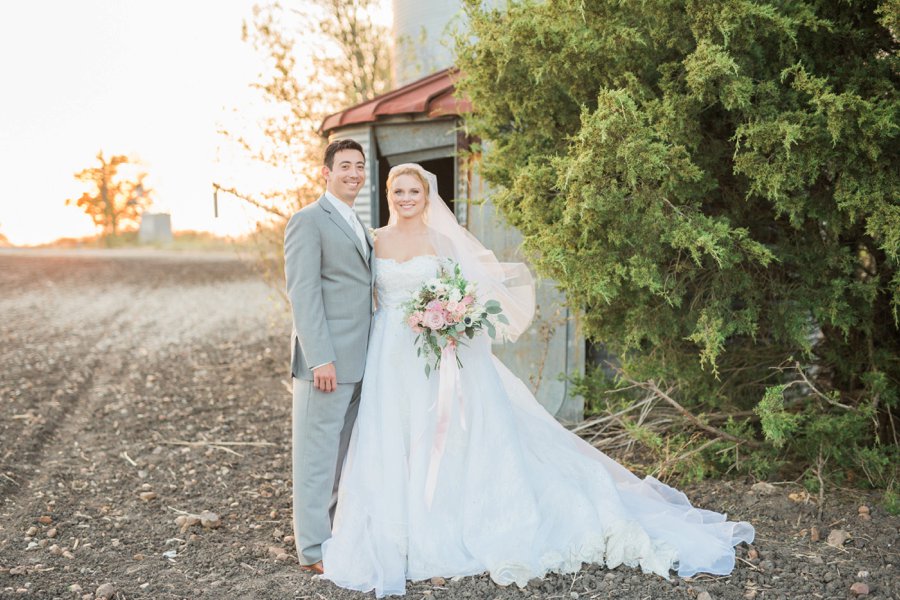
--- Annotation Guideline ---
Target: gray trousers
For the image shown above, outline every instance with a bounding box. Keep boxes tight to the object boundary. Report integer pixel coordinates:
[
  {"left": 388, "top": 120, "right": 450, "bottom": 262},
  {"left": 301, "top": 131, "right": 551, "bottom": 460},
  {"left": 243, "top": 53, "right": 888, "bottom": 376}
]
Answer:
[{"left": 291, "top": 377, "right": 361, "bottom": 565}]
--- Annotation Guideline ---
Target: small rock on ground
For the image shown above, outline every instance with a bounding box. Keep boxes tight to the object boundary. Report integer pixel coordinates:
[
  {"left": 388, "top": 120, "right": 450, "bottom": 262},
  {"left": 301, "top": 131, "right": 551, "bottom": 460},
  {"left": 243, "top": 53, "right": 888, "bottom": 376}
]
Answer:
[
  {"left": 826, "top": 529, "right": 850, "bottom": 547},
  {"left": 851, "top": 582, "right": 870, "bottom": 596},
  {"left": 94, "top": 582, "right": 116, "bottom": 600}
]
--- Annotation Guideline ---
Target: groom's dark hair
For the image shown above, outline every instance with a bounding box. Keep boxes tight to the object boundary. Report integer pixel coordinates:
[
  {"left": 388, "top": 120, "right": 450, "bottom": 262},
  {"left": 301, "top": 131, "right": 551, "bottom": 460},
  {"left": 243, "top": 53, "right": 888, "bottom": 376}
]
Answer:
[{"left": 324, "top": 139, "right": 365, "bottom": 169}]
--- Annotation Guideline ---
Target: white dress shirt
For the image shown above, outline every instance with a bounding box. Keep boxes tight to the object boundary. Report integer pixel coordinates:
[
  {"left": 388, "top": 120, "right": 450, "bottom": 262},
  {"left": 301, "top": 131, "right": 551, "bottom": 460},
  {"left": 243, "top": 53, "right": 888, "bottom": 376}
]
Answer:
[{"left": 325, "top": 190, "right": 367, "bottom": 259}]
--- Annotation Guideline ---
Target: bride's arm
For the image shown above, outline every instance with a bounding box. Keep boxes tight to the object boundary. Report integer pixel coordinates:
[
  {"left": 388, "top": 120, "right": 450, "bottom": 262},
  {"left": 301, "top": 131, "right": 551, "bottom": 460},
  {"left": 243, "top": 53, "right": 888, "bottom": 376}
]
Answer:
[{"left": 372, "top": 228, "right": 385, "bottom": 311}]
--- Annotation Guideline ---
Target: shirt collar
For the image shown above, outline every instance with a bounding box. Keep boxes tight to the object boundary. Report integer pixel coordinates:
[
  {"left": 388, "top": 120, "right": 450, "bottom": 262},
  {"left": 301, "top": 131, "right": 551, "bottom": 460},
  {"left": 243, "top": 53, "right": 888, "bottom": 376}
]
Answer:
[{"left": 324, "top": 190, "right": 356, "bottom": 221}]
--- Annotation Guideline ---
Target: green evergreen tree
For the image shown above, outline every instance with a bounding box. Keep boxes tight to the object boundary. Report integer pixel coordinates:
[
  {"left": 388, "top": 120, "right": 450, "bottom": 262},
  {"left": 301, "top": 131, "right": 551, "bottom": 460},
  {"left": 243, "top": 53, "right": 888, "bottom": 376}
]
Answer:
[{"left": 456, "top": 0, "right": 898, "bottom": 488}]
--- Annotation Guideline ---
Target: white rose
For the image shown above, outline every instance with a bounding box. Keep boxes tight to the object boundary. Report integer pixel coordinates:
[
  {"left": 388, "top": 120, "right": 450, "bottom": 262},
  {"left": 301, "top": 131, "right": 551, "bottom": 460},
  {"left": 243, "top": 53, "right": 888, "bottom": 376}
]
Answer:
[{"left": 449, "top": 289, "right": 462, "bottom": 302}]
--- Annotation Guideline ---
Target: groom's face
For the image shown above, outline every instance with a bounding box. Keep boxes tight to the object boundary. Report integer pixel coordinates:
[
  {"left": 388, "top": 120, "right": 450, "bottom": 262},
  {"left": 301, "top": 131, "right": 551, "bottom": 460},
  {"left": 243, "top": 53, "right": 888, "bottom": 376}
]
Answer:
[{"left": 324, "top": 149, "right": 366, "bottom": 203}]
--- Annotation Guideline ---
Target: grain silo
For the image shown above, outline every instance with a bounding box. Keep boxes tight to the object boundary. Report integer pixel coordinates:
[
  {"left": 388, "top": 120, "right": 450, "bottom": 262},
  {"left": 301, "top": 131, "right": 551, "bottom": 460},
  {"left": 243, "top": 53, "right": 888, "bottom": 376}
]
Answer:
[
  {"left": 138, "top": 213, "right": 173, "bottom": 245},
  {"left": 392, "top": 0, "right": 463, "bottom": 86}
]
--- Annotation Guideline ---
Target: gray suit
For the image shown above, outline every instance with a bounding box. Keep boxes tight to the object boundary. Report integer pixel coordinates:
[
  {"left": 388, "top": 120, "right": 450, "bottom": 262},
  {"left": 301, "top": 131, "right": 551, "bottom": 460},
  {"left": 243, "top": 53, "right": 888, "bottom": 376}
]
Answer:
[{"left": 284, "top": 194, "right": 374, "bottom": 565}]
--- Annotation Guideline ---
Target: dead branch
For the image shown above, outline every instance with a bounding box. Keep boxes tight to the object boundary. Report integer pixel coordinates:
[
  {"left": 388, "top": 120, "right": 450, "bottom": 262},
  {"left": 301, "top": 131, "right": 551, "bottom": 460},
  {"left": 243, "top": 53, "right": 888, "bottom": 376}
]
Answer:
[
  {"left": 655, "top": 438, "right": 723, "bottom": 471},
  {"left": 569, "top": 366, "right": 763, "bottom": 471},
  {"left": 775, "top": 361, "right": 853, "bottom": 411},
  {"left": 160, "top": 439, "right": 276, "bottom": 448},
  {"left": 569, "top": 396, "right": 654, "bottom": 434},
  {"left": 628, "top": 377, "right": 763, "bottom": 448},
  {"left": 212, "top": 184, "right": 289, "bottom": 220},
  {"left": 814, "top": 451, "right": 827, "bottom": 522}
]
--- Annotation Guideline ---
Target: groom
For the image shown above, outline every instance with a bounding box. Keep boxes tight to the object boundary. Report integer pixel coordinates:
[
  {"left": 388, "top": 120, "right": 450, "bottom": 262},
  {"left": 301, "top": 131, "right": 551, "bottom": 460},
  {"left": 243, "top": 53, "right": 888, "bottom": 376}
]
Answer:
[{"left": 283, "top": 139, "right": 374, "bottom": 573}]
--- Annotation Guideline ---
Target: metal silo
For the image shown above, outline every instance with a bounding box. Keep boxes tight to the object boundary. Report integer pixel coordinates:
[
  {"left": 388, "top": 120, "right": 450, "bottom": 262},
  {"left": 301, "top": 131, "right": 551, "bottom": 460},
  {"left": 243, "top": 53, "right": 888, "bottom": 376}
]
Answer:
[{"left": 392, "top": 0, "right": 464, "bottom": 86}]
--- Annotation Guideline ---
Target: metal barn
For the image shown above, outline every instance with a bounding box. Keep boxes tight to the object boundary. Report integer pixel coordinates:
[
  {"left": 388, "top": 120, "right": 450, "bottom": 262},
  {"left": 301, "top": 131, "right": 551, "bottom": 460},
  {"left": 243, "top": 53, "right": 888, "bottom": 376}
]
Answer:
[{"left": 320, "top": 69, "right": 584, "bottom": 422}]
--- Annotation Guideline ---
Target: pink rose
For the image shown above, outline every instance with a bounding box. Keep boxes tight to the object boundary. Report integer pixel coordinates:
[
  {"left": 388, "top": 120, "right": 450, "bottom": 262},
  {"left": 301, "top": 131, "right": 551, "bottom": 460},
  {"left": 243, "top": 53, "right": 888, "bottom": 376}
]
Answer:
[
  {"left": 422, "top": 309, "right": 446, "bottom": 330},
  {"left": 406, "top": 313, "right": 421, "bottom": 328},
  {"left": 445, "top": 300, "right": 460, "bottom": 313},
  {"left": 444, "top": 310, "right": 458, "bottom": 325},
  {"left": 426, "top": 299, "right": 443, "bottom": 311},
  {"left": 461, "top": 295, "right": 474, "bottom": 306}
]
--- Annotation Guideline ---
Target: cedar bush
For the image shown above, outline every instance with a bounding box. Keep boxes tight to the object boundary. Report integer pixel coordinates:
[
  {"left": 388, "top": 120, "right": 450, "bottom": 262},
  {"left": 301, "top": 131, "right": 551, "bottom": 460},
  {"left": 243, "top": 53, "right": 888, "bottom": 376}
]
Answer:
[{"left": 455, "top": 0, "right": 899, "bottom": 493}]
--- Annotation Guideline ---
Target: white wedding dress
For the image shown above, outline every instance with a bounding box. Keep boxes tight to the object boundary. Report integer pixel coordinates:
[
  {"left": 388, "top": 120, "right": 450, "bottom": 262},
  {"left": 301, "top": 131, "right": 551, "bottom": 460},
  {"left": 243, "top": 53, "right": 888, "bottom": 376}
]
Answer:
[{"left": 321, "top": 254, "right": 754, "bottom": 597}]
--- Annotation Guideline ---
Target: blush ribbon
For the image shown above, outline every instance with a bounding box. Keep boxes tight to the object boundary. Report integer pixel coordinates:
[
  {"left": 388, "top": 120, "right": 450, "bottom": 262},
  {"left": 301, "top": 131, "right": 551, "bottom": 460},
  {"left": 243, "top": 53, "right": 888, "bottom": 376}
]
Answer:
[{"left": 424, "top": 342, "right": 467, "bottom": 509}]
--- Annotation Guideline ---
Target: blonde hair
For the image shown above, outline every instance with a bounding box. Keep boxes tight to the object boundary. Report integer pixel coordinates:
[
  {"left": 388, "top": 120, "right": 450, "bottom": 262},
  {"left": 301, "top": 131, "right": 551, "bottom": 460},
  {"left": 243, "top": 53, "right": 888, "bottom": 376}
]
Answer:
[{"left": 386, "top": 167, "right": 430, "bottom": 203}]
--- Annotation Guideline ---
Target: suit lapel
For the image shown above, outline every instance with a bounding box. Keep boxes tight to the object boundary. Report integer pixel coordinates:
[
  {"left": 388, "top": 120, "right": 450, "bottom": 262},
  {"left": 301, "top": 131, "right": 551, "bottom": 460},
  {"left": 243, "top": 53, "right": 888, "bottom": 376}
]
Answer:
[{"left": 319, "top": 195, "right": 369, "bottom": 268}]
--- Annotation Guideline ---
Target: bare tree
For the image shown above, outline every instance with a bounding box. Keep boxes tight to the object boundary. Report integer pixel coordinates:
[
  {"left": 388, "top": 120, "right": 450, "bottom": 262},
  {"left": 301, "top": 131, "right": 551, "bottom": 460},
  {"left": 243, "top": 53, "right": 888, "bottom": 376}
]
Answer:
[
  {"left": 314, "top": 0, "right": 393, "bottom": 105},
  {"left": 216, "top": 1, "right": 391, "bottom": 295},
  {"left": 219, "top": 0, "right": 391, "bottom": 217}
]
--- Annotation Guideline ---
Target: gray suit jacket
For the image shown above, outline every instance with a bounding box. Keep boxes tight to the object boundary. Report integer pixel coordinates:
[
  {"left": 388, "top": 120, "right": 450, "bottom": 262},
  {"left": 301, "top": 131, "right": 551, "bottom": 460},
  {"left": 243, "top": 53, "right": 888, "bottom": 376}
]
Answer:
[{"left": 284, "top": 194, "right": 375, "bottom": 383}]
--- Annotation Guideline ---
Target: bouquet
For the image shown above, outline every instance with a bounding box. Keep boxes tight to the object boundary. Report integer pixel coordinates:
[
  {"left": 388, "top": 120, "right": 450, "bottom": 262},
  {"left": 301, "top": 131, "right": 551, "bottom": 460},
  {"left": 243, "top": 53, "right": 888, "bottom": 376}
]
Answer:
[{"left": 402, "top": 262, "right": 507, "bottom": 376}]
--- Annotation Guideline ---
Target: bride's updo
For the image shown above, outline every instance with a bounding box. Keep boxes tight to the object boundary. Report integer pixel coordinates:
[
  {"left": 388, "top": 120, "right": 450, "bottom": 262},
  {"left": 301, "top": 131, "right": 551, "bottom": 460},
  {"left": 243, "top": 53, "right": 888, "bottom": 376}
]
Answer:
[{"left": 386, "top": 166, "right": 431, "bottom": 221}]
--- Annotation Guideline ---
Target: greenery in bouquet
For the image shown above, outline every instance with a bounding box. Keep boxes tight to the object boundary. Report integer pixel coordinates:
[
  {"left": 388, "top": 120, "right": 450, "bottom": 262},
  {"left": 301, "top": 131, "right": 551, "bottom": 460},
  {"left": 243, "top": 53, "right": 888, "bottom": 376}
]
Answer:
[{"left": 403, "top": 262, "right": 507, "bottom": 377}]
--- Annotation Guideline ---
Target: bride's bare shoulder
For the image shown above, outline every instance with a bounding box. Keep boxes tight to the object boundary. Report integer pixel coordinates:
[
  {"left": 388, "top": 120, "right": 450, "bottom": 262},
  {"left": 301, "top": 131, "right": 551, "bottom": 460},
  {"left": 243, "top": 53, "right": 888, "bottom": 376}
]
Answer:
[
  {"left": 373, "top": 226, "right": 395, "bottom": 256},
  {"left": 373, "top": 226, "right": 393, "bottom": 245}
]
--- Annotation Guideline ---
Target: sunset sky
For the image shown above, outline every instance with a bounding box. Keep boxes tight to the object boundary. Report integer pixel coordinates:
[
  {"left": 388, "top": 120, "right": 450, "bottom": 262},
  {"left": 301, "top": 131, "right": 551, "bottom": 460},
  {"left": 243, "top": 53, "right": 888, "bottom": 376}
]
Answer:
[{"left": 0, "top": 1, "right": 338, "bottom": 246}]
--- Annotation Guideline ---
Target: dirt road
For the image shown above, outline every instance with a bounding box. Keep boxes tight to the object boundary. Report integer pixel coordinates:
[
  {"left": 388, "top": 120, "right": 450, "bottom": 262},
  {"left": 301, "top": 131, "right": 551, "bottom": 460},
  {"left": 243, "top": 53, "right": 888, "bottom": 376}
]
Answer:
[{"left": 0, "top": 250, "right": 896, "bottom": 599}]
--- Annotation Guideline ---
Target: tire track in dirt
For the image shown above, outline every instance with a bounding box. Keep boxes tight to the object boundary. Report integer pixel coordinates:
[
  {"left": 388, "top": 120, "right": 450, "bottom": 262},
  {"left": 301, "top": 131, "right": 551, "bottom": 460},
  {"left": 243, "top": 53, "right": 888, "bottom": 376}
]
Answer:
[
  {"left": 1, "top": 251, "right": 289, "bottom": 598},
  {"left": 0, "top": 306, "right": 129, "bottom": 499},
  {"left": 0, "top": 251, "right": 179, "bottom": 500},
  {"left": 0, "top": 250, "right": 280, "bottom": 505}
]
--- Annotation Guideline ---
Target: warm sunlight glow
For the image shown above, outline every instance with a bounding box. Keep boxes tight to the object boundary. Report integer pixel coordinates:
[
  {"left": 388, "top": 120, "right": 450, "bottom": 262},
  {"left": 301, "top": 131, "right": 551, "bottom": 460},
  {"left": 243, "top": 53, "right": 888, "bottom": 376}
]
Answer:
[{"left": 0, "top": 1, "right": 309, "bottom": 246}]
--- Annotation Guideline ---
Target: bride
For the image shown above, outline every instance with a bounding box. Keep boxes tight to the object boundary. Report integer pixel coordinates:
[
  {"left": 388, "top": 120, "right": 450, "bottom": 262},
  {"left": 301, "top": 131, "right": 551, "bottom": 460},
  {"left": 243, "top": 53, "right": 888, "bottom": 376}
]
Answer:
[{"left": 321, "top": 163, "right": 754, "bottom": 597}]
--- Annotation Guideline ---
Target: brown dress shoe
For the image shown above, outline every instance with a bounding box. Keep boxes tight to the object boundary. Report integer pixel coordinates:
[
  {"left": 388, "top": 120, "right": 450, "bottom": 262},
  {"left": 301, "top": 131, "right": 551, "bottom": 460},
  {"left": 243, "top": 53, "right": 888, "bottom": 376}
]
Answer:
[{"left": 300, "top": 561, "right": 324, "bottom": 575}]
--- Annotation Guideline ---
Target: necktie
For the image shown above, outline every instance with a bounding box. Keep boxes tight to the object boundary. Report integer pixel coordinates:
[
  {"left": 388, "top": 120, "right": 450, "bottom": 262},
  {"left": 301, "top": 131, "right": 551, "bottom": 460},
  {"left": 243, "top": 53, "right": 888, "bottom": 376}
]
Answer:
[{"left": 349, "top": 213, "right": 368, "bottom": 258}]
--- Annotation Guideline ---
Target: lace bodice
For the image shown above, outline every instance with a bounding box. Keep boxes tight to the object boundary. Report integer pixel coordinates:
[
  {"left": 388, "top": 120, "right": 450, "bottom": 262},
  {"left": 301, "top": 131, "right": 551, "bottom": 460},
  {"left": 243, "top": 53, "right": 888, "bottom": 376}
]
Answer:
[{"left": 375, "top": 255, "right": 453, "bottom": 309}]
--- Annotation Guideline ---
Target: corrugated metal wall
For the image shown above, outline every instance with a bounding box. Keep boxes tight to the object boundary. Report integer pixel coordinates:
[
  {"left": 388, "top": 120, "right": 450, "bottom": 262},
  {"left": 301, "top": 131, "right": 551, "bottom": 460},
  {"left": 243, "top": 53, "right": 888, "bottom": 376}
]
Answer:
[{"left": 463, "top": 162, "right": 584, "bottom": 423}]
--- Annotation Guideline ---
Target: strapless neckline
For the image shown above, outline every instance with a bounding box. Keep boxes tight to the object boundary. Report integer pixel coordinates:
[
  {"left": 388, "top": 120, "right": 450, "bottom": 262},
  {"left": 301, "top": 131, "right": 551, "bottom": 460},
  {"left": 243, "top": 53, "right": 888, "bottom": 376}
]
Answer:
[
  {"left": 374, "top": 255, "right": 450, "bottom": 310},
  {"left": 375, "top": 255, "right": 440, "bottom": 266}
]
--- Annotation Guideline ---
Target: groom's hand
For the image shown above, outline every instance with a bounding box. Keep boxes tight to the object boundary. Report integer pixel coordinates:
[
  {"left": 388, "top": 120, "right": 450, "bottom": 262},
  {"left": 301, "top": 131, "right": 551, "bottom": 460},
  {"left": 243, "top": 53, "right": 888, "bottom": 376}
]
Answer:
[{"left": 313, "top": 363, "right": 337, "bottom": 393}]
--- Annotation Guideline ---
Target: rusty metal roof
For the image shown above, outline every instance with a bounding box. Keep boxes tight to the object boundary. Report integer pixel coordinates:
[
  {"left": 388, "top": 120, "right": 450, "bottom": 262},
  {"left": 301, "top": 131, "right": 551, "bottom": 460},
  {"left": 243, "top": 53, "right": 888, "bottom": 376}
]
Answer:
[{"left": 320, "top": 68, "right": 471, "bottom": 135}]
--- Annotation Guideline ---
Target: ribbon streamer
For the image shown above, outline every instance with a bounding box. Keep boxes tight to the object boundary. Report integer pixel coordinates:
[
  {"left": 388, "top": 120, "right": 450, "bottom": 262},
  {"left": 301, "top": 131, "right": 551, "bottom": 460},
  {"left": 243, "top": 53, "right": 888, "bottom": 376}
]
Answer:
[{"left": 424, "top": 343, "right": 466, "bottom": 508}]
